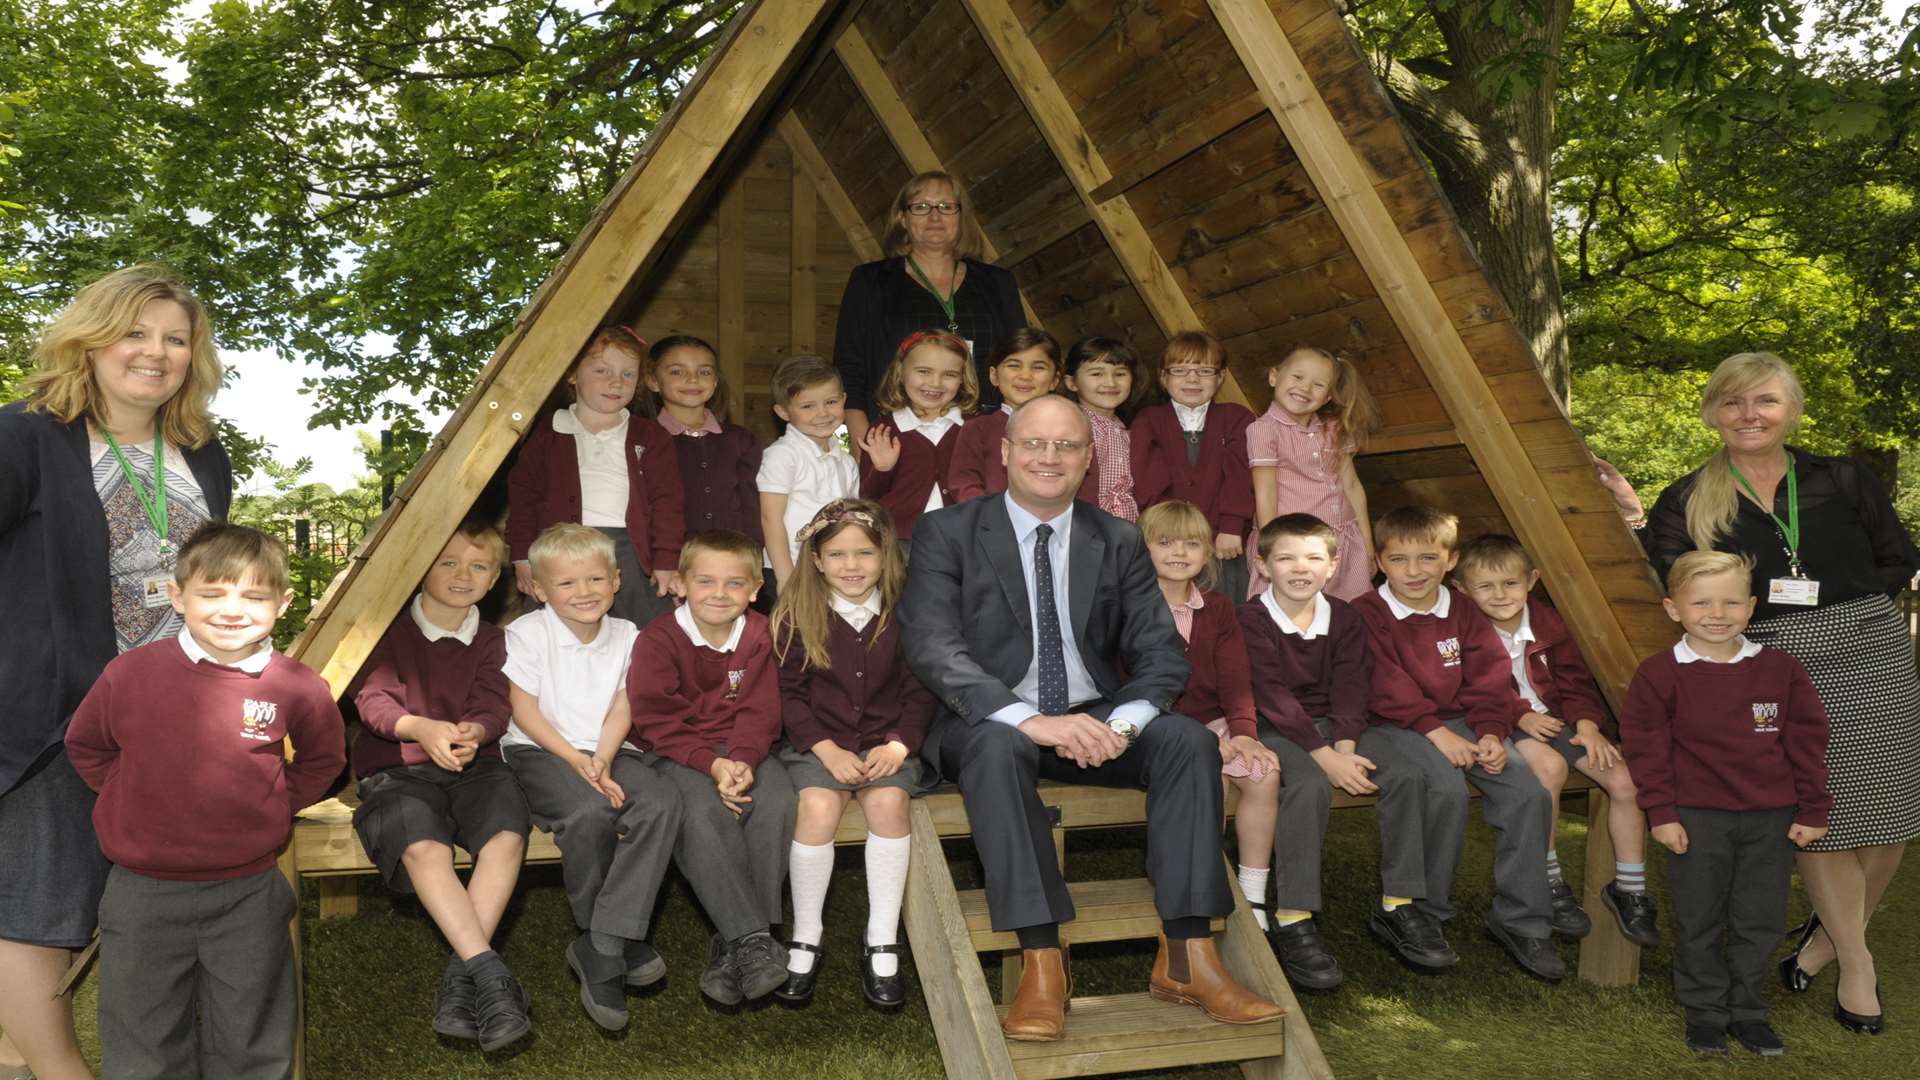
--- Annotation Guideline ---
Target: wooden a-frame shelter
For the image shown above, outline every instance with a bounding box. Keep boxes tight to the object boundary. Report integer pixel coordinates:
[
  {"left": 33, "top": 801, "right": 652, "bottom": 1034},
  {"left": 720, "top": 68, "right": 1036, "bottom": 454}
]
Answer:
[{"left": 284, "top": 1, "right": 1674, "bottom": 1075}]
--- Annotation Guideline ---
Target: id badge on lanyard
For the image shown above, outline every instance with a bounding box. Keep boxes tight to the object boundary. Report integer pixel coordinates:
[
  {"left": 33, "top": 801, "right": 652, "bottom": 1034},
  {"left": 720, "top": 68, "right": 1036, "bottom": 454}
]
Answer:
[{"left": 1732, "top": 456, "right": 1818, "bottom": 606}]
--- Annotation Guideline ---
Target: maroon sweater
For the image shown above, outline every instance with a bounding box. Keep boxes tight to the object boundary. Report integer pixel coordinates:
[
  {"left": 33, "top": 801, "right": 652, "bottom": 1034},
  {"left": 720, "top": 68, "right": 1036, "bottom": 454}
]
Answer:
[
  {"left": 945, "top": 409, "right": 1099, "bottom": 505},
  {"left": 859, "top": 415, "right": 960, "bottom": 540},
  {"left": 776, "top": 611, "right": 934, "bottom": 755},
  {"left": 1236, "top": 596, "right": 1373, "bottom": 749},
  {"left": 1351, "top": 586, "right": 1532, "bottom": 740},
  {"left": 1129, "top": 402, "right": 1255, "bottom": 538},
  {"left": 1619, "top": 646, "right": 1831, "bottom": 828},
  {"left": 1514, "top": 596, "right": 1613, "bottom": 736},
  {"left": 626, "top": 610, "right": 781, "bottom": 772},
  {"left": 349, "top": 612, "right": 511, "bottom": 776},
  {"left": 666, "top": 423, "right": 763, "bottom": 543},
  {"left": 1172, "top": 591, "right": 1258, "bottom": 739},
  {"left": 506, "top": 411, "right": 685, "bottom": 572},
  {"left": 66, "top": 641, "right": 346, "bottom": 881}
]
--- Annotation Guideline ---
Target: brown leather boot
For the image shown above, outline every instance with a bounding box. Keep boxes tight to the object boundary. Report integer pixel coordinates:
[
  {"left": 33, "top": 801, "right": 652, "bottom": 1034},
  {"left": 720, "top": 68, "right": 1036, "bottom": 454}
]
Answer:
[
  {"left": 1149, "top": 932, "right": 1285, "bottom": 1024},
  {"left": 1001, "top": 947, "right": 1071, "bottom": 1041}
]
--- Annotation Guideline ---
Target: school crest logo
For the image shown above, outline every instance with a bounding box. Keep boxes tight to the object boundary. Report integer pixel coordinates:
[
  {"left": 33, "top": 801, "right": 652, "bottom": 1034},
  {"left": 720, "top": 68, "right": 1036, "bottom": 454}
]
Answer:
[
  {"left": 724, "top": 668, "right": 745, "bottom": 700},
  {"left": 1435, "top": 637, "right": 1461, "bottom": 668},
  {"left": 240, "top": 698, "right": 278, "bottom": 741},
  {"left": 1752, "top": 702, "right": 1780, "bottom": 733}
]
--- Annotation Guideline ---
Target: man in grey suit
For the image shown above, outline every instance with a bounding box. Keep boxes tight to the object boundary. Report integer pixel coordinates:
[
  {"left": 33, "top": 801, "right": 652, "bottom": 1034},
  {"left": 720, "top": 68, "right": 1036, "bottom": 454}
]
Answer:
[{"left": 901, "top": 395, "right": 1282, "bottom": 1041}]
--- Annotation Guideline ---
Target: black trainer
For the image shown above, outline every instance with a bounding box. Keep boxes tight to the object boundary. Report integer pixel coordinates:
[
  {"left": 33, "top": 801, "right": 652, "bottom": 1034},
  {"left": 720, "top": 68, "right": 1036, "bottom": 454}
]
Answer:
[
  {"left": 1368, "top": 905, "right": 1458, "bottom": 971},
  {"left": 862, "top": 936, "right": 906, "bottom": 1008},
  {"left": 473, "top": 971, "right": 532, "bottom": 1053},
  {"left": 730, "top": 931, "right": 790, "bottom": 1001},
  {"left": 1268, "top": 918, "right": 1344, "bottom": 991},
  {"left": 700, "top": 933, "right": 745, "bottom": 1006},
  {"left": 1730, "top": 1020, "right": 1786, "bottom": 1056},
  {"left": 775, "top": 941, "right": 823, "bottom": 1005},
  {"left": 430, "top": 959, "right": 479, "bottom": 1042},
  {"left": 565, "top": 934, "right": 630, "bottom": 1030},
  {"left": 1601, "top": 881, "right": 1662, "bottom": 948},
  {"left": 623, "top": 938, "right": 666, "bottom": 989},
  {"left": 1686, "top": 1024, "right": 1729, "bottom": 1055},
  {"left": 1485, "top": 918, "right": 1566, "bottom": 983},
  {"left": 1548, "top": 879, "right": 1593, "bottom": 939}
]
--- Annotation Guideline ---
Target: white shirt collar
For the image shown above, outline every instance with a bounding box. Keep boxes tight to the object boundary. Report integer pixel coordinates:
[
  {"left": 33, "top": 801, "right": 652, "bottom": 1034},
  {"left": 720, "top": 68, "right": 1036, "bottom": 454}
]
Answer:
[
  {"left": 1494, "top": 607, "right": 1535, "bottom": 649},
  {"left": 410, "top": 594, "right": 480, "bottom": 645},
  {"left": 553, "top": 403, "right": 630, "bottom": 438},
  {"left": 1171, "top": 400, "right": 1210, "bottom": 432},
  {"left": 1673, "top": 634, "right": 1763, "bottom": 664},
  {"left": 999, "top": 402, "right": 1015, "bottom": 415},
  {"left": 176, "top": 626, "right": 273, "bottom": 674},
  {"left": 830, "top": 590, "right": 883, "bottom": 632},
  {"left": 539, "top": 601, "right": 616, "bottom": 653},
  {"left": 674, "top": 603, "right": 746, "bottom": 652},
  {"left": 892, "top": 406, "right": 965, "bottom": 434},
  {"left": 1261, "top": 590, "right": 1332, "bottom": 640},
  {"left": 778, "top": 423, "right": 847, "bottom": 459},
  {"left": 1378, "top": 581, "right": 1450, "bottom": 620}
]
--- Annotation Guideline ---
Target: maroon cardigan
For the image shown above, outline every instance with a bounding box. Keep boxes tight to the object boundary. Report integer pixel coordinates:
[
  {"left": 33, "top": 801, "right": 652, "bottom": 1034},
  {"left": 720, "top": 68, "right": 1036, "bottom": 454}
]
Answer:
[
  {"left": 776, "top": 612, "right": 934, "bottom": 755},
  {"left": 1351, "top": 586, "right": 1532, "bottom": 740},
  {"left": 666, "top": 423, "right": 763, "bottom": 544},
  {"left": 1172, "top": 591, "right": 1258, "bottom": 739},
  {"left": 1517, "top": 596, "right": 1613, "bottom": 736},
  {"left": 1236, "top": 595, "right": 1373, "bottom": 749},
  {"left": 945, "top": 408, "right": 1100, "bottom": 505},
  {"left": 506, "top": 411, "right": 685, "bottom": 572},
  {"left": 859, "top": 416, "right": 960, "bottom": 540},
  {"left": 1130, "top": 402, "right": 1255, "bottom": 538}
]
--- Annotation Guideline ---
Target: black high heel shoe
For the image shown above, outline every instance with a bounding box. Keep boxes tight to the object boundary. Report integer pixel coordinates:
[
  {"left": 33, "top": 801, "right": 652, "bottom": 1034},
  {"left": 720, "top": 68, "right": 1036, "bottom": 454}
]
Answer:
[
  {"left": 1835, "top": 982, "right": 1884, "bottom": 1035},
  {"left": 1779, "top": 914, "right": 1822, "bottom": 993}
]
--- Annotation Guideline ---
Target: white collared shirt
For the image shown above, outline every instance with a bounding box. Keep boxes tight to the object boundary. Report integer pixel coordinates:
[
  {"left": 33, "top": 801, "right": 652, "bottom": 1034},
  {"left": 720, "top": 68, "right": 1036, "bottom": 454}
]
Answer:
[
  {"left": 674, "top": 603, "right": 746, "bottom": 652},
  {"left": 553, "top": 404, "right": 631, "bottom": 527},
  {"left": 1260, "top": 590, "right": 1332, "bottom": 640},
  {"left": 410, "top": 594, "right": 480, "bottom": 646},
  {"left": 831, "top": 590, "right": 883, "bottom": 633},
  {"left": 1673, "top": 634, "right": 1763, "bottom": 664},
  {"left": 894, "top": 405, "right": 965, "bottom": 512},
  {"left": 500, "top": 604, "right": 640, "bottom": 752},
  {"left": 756, "top": 425, "right": 860, "bottom": 561},
  {"left": 176, "top": 626, "right": 273, "bottom": 674},
  {"left": 1378, "top": 581, "right": 1452, "bottom": 620},
  {"left": 1172, "top": 400, "right": 1210, "bottom": 433},
  {"left": 1493, "top": 608, "right": 1550, "bottom": 713}
]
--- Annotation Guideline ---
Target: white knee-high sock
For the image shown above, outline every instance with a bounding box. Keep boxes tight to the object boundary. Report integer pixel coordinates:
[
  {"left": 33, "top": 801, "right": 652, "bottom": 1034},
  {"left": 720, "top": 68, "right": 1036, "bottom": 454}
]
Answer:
[
  {"left": 865, "top": 833, "right": 912, "bottom": 977},
  {"left": 787, "top": 840, "right": 835, "bottom": 973}
]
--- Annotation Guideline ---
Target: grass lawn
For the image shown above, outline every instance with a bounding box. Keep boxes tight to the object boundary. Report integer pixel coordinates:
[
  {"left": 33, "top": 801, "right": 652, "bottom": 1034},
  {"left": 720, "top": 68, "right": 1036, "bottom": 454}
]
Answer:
[{"left": 45, "top": 806, "right": 1920, "bottom": 1078}]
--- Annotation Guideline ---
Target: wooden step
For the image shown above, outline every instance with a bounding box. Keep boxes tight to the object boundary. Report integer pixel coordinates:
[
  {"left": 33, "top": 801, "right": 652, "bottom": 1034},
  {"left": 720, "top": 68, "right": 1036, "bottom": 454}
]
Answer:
[
  {"left": 957, "top": 879, "right": 1225, "bottom": 951},
  {"left": 997, "top": 992, "right": 1285, "bottom": 1079}
]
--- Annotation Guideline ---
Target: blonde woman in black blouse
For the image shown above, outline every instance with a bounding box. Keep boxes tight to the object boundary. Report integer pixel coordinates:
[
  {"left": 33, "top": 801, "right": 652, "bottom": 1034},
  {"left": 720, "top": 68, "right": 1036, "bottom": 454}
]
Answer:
[{"left": 1646, "top": 351, "right": 1920, "bottom": 1036}]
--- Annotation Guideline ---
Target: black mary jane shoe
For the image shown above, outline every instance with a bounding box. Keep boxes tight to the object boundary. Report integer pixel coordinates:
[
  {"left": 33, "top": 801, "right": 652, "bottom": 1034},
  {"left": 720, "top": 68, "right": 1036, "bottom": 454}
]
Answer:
[
  {"left": 862, "top": 939, "right": 907, "bottom": 1008},
  {"left": 1835, "top": 982, "right": 1884, "bottom": 1035},
  {"left": 1779, "top": 914, "right": 1822, "bottom": 994},
  {"left": 773, "top": 942, "right": 823, "bottom": 1005}
]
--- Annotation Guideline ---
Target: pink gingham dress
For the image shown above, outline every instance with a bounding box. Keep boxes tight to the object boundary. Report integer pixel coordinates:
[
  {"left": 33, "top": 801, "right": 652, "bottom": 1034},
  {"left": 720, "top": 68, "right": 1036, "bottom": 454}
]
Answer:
[
  {"left": 1246, "top": 405, "right": 1371, "bottom": 601},
  {"left": 1084, "top": 408, "right": 1138, "bottom": 522}
]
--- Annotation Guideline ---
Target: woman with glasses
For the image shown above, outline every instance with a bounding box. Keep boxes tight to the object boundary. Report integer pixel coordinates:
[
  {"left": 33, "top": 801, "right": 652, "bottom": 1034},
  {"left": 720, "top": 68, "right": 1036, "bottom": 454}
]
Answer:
[{"left": 832, "top": 171, "right": 1026, "bottom": 447}]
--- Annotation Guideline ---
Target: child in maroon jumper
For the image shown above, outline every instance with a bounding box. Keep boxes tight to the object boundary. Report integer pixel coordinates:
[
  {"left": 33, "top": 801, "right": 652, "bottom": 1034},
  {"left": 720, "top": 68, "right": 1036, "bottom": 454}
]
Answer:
[
  {"left": 946, "top": 327, "right": 1094, "bottom": 503},
  {"left": 771, "top": 500, "right": 933, "bottom": 1009},
  {"left": 67, "top": 524, "right": 346, "bottom": 1080},
  {"left": 348, "top": 517, "right": 532, "bottom": 1051},
  {"left": 1621, "top": 551, "right": 1830, "bottom": 1058},
  {"left": 857, "top": 331, "right": 978, "bottom": 553},
  {"left": 1454, "top": 534, "right": 1660, "bottom": 948},
  {"left": 1130, "top": 331, "right": 1256, "bottom": 603},
  {"left": 507, "top": 323, "right": 686, "bottom": 625},
  {"left": 627, "top": 531, "right": 797, "bottom": 1007}
]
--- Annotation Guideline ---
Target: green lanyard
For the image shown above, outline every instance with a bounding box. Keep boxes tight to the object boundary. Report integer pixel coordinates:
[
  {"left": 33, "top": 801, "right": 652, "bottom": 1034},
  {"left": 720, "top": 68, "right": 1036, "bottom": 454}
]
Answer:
[
  {"left": 906, "top": 255, "right": 960, "bottom": 331},
  {"left": 102, "top": 429, "right": 171, "bottom": 559},
  {"left": 1729, "top": 454, "right": 1801, "bottom": 575}
]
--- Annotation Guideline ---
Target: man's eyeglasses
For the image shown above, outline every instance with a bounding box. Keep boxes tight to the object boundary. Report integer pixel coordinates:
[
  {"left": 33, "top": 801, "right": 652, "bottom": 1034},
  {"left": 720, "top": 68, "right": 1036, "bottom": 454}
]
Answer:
[
  {"left": 905, "top": 201, "right": 962, "bottom": 217},
  {"left": 1165, "top": 366, "right": 1221, "bottom": 379},
  {"left": 1010, "top": 438, "right": 1090, "bottom": 455}
]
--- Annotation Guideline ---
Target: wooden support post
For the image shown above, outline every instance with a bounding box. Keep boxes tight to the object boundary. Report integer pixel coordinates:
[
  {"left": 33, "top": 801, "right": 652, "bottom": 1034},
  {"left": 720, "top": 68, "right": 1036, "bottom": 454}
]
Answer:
[
  {"left": 718, "top": 179, "right": 749, "bottom": 420},
  {"left": 1216, "top": 856, "right": 1331, "bottom": 1080},
  {"left": 1204, "top": 0, "right": 1645, "bottom": 699},
  {"left": 791, "top": 167, "right": 818, "bottom": 352},
  {"left": 777, "top": 112, "right": 885, "bottom": 262},
  {"left": 904, "top": 800, "right": 1019, "bottom": 1079},
  {"left": 1577, "top": 789, "right": 1641, "bottom": 986},
  {"left": 316, "top": 877, "right": 360, "bottom": 920}
]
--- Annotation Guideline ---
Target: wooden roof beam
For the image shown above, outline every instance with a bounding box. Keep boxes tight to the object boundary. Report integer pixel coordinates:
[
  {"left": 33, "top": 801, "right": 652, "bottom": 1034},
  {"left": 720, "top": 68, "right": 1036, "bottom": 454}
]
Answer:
[
  {"left": 778, "top": 111, "right": 885, "bottom": 263},
  {"left": 1205, "top": 0, "right": 1644, "bottom": 702}
]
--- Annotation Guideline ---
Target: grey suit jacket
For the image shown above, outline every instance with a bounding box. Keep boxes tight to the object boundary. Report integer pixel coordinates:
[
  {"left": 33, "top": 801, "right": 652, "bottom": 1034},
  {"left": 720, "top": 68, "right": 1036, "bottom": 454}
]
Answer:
[{"left": 900, "top": 494, "right": 1191, "bottom": 728}]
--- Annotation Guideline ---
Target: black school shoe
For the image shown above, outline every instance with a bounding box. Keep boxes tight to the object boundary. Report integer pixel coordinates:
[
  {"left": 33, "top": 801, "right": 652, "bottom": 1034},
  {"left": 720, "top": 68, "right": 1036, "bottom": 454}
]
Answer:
[
  {"left": 1686, "top": 1024, "right": 1729, "bottom": 1055},
  {"left": 700, "top": 933, "right": 745, "bottom": 1006},
  {"left": 431, "top": 960, "right": 479, "bottom": 1041},
  {"left": 1367, "top": 905, "right": 1459, "bottom": 971},
  {"left": 1730, "top": 1020, "right": 1787, "bottom": 1056},
  {"left": 1548, "top": 879, "right": 1593, "bottom": 939},
  {"left": 623, "top": 938, "right": 666, "bottom": 989},
  {"left": 775, "top": 942, "right": 823, "bottom": 1005},
  {"left": 1601, "top": 882, "right": 1663, "bottom": 949},
  {"left": 1484, "top": 918, "right": 1566, "bottom": 983},
  {"left": 1268, "top": 918, "right": 1344, "bottom": 992},
  {"left": 473, "top": 971, "right": 532, "bottom": 1053},
  {"left": 566, "top": 934, "right": 631, "bottom": 1030},
  {"left": 729, "top": 931, "right": 791, "bottom": 1001},
  {"left": 863, "top": 936, "right": 907, "bottom": 1008}
]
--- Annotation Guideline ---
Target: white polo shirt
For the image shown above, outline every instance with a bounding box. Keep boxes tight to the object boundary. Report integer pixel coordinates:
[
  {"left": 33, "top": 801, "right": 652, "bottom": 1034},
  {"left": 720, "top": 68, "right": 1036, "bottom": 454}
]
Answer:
[
  {"left": 756, "top": 425, "right": 859, "bottom": 560},
  {"left": 1492, "top": 608, "right": 1550, "bottom": 714},
  {"left": 500, "top": 604, "right": 641, "bottom": 752},
  {"left": 552, "top": 404, "right": 631, "bottom": 527}
]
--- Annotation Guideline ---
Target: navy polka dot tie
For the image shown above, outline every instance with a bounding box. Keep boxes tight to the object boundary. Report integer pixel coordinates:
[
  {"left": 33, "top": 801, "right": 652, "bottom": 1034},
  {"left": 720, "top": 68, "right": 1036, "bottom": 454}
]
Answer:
[{"left": 1034, "top": 523, "right": 1069, "bottom": 716}]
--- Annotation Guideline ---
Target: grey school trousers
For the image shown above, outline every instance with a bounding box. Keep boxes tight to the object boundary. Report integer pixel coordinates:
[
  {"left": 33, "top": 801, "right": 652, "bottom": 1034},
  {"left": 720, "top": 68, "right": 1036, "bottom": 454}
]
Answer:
[
  {"left": 1260, "top": 718, "right": 1424, "bottom": 912},
  {"left": 649, "top": 755, "right": 796, "bottom": 940},
  {"left": 1667, "top": 806, "right": 1796, "bottom": 1029},
  {"left": 96, "top": 865, "right": 297, "bottom": 1080},
  {"left": 1365, "top": 719, "right": 1555, "bottom": 939},
  {"left": 505, "top": 745, "right": 682, "bottom": 941}
]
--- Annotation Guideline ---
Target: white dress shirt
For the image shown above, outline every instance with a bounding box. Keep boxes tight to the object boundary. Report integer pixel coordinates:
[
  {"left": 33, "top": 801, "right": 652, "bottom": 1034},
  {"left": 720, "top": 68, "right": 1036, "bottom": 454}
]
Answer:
[{"left": 1172, "top": 400, "right": 1210, "bottom": 433}]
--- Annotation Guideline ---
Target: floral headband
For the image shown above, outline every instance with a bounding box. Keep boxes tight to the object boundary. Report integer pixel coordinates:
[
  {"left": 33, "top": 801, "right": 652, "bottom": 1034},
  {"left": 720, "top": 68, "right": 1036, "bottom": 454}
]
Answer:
[
  {"left": 794, "top": 506, "right": 882, "bottom": 547},
  {"left": 897, "top": 329, "right": 968, "bottom": 358}
]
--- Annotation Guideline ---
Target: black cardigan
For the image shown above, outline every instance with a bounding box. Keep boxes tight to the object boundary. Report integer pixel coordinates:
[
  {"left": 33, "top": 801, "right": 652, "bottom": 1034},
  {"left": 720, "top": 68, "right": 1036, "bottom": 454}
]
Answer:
[
  {"left": 0, "top": 402, "right": 233, "bottom": 791},
  {"left": 831, "top": 256, "right": 1025, "bottom": 416}
]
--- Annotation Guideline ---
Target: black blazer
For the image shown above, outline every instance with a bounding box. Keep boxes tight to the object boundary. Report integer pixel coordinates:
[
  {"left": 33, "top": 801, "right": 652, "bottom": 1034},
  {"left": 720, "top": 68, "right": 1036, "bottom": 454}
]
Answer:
[
  {"left": 831, "top": 257, "right": 1026, "bottom": 416},
  {"left": 0, "top": 403, "right": 233, "bottom": 791},
  {"left": 900, "top": 494, "right": 1191, "bottom": 733}
]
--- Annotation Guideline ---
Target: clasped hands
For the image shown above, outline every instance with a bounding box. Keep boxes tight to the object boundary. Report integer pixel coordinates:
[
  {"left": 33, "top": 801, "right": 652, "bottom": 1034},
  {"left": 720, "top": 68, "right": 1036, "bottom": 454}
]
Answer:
[
  {"left": 1427, "top": 724, "right": 1507, "bottom": 773},
  {"left": 813, "top": 740, "right": 910, "bottom": 786},
  {"left": 1019, "top": 712, "right": 1128, "bottom": 768},
  {"left": 395, "top": 715, "right": 490, "bottom": 773}
]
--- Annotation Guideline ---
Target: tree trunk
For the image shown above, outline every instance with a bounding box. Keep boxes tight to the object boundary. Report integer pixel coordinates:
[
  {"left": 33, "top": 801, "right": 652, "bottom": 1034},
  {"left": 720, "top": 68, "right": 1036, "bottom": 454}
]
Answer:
[{"left": 1371, "top": 2, "right": 1574, "bottom": 403}]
